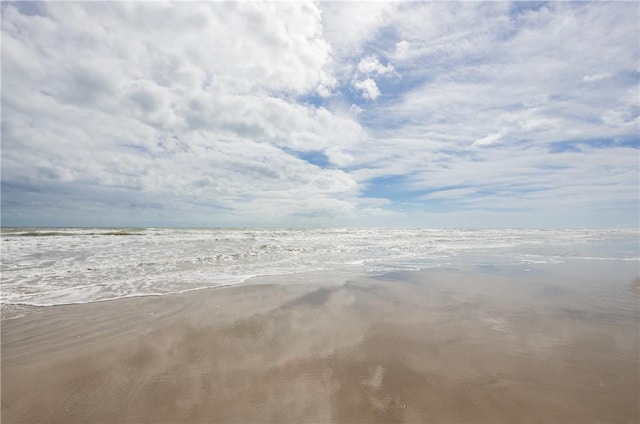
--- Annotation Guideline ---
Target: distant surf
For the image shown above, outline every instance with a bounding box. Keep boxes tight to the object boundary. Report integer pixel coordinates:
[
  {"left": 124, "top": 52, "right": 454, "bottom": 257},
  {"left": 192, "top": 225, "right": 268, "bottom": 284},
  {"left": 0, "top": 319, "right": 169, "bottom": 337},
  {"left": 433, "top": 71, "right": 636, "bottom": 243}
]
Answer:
[{"left": 1, "top": 228, "right": 637, "bottom": 307}]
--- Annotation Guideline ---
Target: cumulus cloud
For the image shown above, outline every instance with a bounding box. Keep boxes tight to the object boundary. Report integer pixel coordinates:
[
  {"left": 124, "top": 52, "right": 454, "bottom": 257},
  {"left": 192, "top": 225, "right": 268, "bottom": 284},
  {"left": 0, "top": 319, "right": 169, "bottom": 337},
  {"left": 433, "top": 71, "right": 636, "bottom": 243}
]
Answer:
[
  {"left": 2, "top": 1, "right": 638, "bottom": 227},
  {"left": 352, "top": 78, "right": 381, "bottom": 101},
  {"left": 350, "top": 55, "right": 395, "bottom": 101},
  {"left": 336, "top": 2, "right": 638, "bottom": 226},
  {"left": 357, "top": 55, "right": 395, "bottom": 76},
  {"left": 325, "top": 146, "right": 355, "bottom": 168},
  {"left": 0, "top": 1, "right": 375, "bottom": 226},
  {"left": 319, "top": 2, "right": 398, "bottom": 59}
]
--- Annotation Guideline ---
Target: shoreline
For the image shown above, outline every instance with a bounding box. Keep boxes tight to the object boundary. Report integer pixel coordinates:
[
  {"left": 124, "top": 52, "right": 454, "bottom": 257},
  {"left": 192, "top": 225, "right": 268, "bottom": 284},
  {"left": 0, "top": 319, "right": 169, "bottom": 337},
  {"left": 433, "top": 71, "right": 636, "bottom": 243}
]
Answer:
[
  {"left": 2, "top": 263, "right": 639, "bottom": 423},
  {"left": 0, "top": 269, "right": 359, "bottom": 321}
]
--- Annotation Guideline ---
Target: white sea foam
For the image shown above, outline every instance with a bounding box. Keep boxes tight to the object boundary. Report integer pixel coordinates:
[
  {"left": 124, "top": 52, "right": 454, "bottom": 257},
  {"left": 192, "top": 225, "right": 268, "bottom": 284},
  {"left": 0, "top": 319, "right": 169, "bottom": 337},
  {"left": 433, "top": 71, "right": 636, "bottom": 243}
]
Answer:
[{"left": 1, "top": 228, "right": 637, "bottom": 307}]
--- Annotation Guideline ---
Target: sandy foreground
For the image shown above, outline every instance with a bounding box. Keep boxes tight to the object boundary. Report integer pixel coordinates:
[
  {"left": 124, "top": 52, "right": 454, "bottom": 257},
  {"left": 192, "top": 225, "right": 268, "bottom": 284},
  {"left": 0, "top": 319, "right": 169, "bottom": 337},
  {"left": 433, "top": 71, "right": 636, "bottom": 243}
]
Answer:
[{"left": 2, "top": 262, "right": 639, "bottom": 424}]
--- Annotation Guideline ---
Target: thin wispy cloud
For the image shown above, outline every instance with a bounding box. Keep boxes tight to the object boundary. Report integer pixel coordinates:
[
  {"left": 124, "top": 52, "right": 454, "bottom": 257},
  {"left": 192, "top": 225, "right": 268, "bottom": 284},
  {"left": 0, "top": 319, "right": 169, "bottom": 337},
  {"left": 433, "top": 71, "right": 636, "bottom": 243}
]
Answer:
[{"left": 1, "top": 1, "right": 638, "bottom": 227}]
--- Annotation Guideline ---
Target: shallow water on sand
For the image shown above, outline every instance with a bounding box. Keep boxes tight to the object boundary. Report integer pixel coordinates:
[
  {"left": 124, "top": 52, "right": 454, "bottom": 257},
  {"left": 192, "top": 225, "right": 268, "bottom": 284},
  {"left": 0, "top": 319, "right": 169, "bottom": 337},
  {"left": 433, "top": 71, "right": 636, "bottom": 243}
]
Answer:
[{"left": 2, "top": 251, "right": 638, "bottom": 423}]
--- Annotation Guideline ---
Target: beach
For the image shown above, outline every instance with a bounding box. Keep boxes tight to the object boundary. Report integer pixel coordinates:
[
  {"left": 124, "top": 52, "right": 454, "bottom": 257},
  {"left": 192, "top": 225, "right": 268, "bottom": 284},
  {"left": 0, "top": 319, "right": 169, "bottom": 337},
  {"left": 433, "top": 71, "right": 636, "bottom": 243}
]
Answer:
[
  {"left": 3, "top": 1, "right": 639, "bottom": 422},
  {"left": 2, "top": 259, "right": 638, "bottom": 423}
]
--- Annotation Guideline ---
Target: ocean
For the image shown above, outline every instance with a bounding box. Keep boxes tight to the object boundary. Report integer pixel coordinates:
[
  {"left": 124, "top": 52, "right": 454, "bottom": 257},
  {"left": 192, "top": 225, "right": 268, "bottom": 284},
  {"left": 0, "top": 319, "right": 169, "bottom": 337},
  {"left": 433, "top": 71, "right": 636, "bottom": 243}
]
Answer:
[
  {"left": 1, "top": 227, "right": 638, "bottom": 308},
  {"left": 3, "top": 227, "right": 639, "bottom": 422}
]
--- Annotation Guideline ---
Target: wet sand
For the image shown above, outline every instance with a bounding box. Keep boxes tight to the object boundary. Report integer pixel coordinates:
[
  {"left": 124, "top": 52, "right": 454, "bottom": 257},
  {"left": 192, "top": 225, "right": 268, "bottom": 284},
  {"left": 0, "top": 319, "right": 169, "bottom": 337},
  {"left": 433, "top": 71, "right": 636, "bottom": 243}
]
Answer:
[{"left": 2, "top": 261, "right": 639, "bottom": 423}]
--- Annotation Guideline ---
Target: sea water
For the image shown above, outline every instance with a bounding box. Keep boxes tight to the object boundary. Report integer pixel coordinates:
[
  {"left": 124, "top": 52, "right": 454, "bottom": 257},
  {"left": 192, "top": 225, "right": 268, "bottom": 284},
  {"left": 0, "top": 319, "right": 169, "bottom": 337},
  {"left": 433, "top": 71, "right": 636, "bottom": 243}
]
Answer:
[{"left": 1, "top": 228, "right": 637, "bottom": 307}]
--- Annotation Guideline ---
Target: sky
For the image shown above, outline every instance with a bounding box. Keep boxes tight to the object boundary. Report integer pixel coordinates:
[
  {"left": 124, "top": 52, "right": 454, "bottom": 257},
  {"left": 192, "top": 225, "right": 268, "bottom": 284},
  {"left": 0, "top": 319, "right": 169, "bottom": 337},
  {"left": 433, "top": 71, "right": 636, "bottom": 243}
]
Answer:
[{"left": 1, "top": 1, "right": 639, "bottom": 228}]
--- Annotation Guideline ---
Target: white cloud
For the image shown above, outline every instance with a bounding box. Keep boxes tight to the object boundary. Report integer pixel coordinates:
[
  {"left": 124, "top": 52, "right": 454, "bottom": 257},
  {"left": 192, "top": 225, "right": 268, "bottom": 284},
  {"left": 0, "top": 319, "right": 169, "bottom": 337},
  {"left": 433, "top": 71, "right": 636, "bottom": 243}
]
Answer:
[
  {"left": 394, "top": 40, "right": 410, "bottom": 58},
  {"left": 334, "top": 2, "right": 638, "bottom": 226},
  {"left": 2, "top": 1, "right": 638, "bottom": 228},
  {"left": 0, "top": 1, "right": 377, "bottom": 226},
  {"left": 352, "top": 78, "right": 381, "bottom": 101},
  {"left": 366, "top": 2, "right": 638, "bottom": 146},
  {"left": 319, "top": 2, "right": 398, "bottom": 59},
  {"left": 583, "top": 73, "right": 613, "bottom": 83},
  {"left": 325, "top": 146, "right": 355, "bottom": 168},
  {"left": 472, "top": 131, "right": 506, "bottom": 147},
  {"left": 351, "top": 55, "right": 395, "bottom": 103},
  {"left": 419, "top": 188, "right": 477, "bottom": 201},
  {"left": 349, "top": 104, "right": 364, "bottom": 115},
  {"left": 357, "top": 55, "right": 394, "bottom": 76}
]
